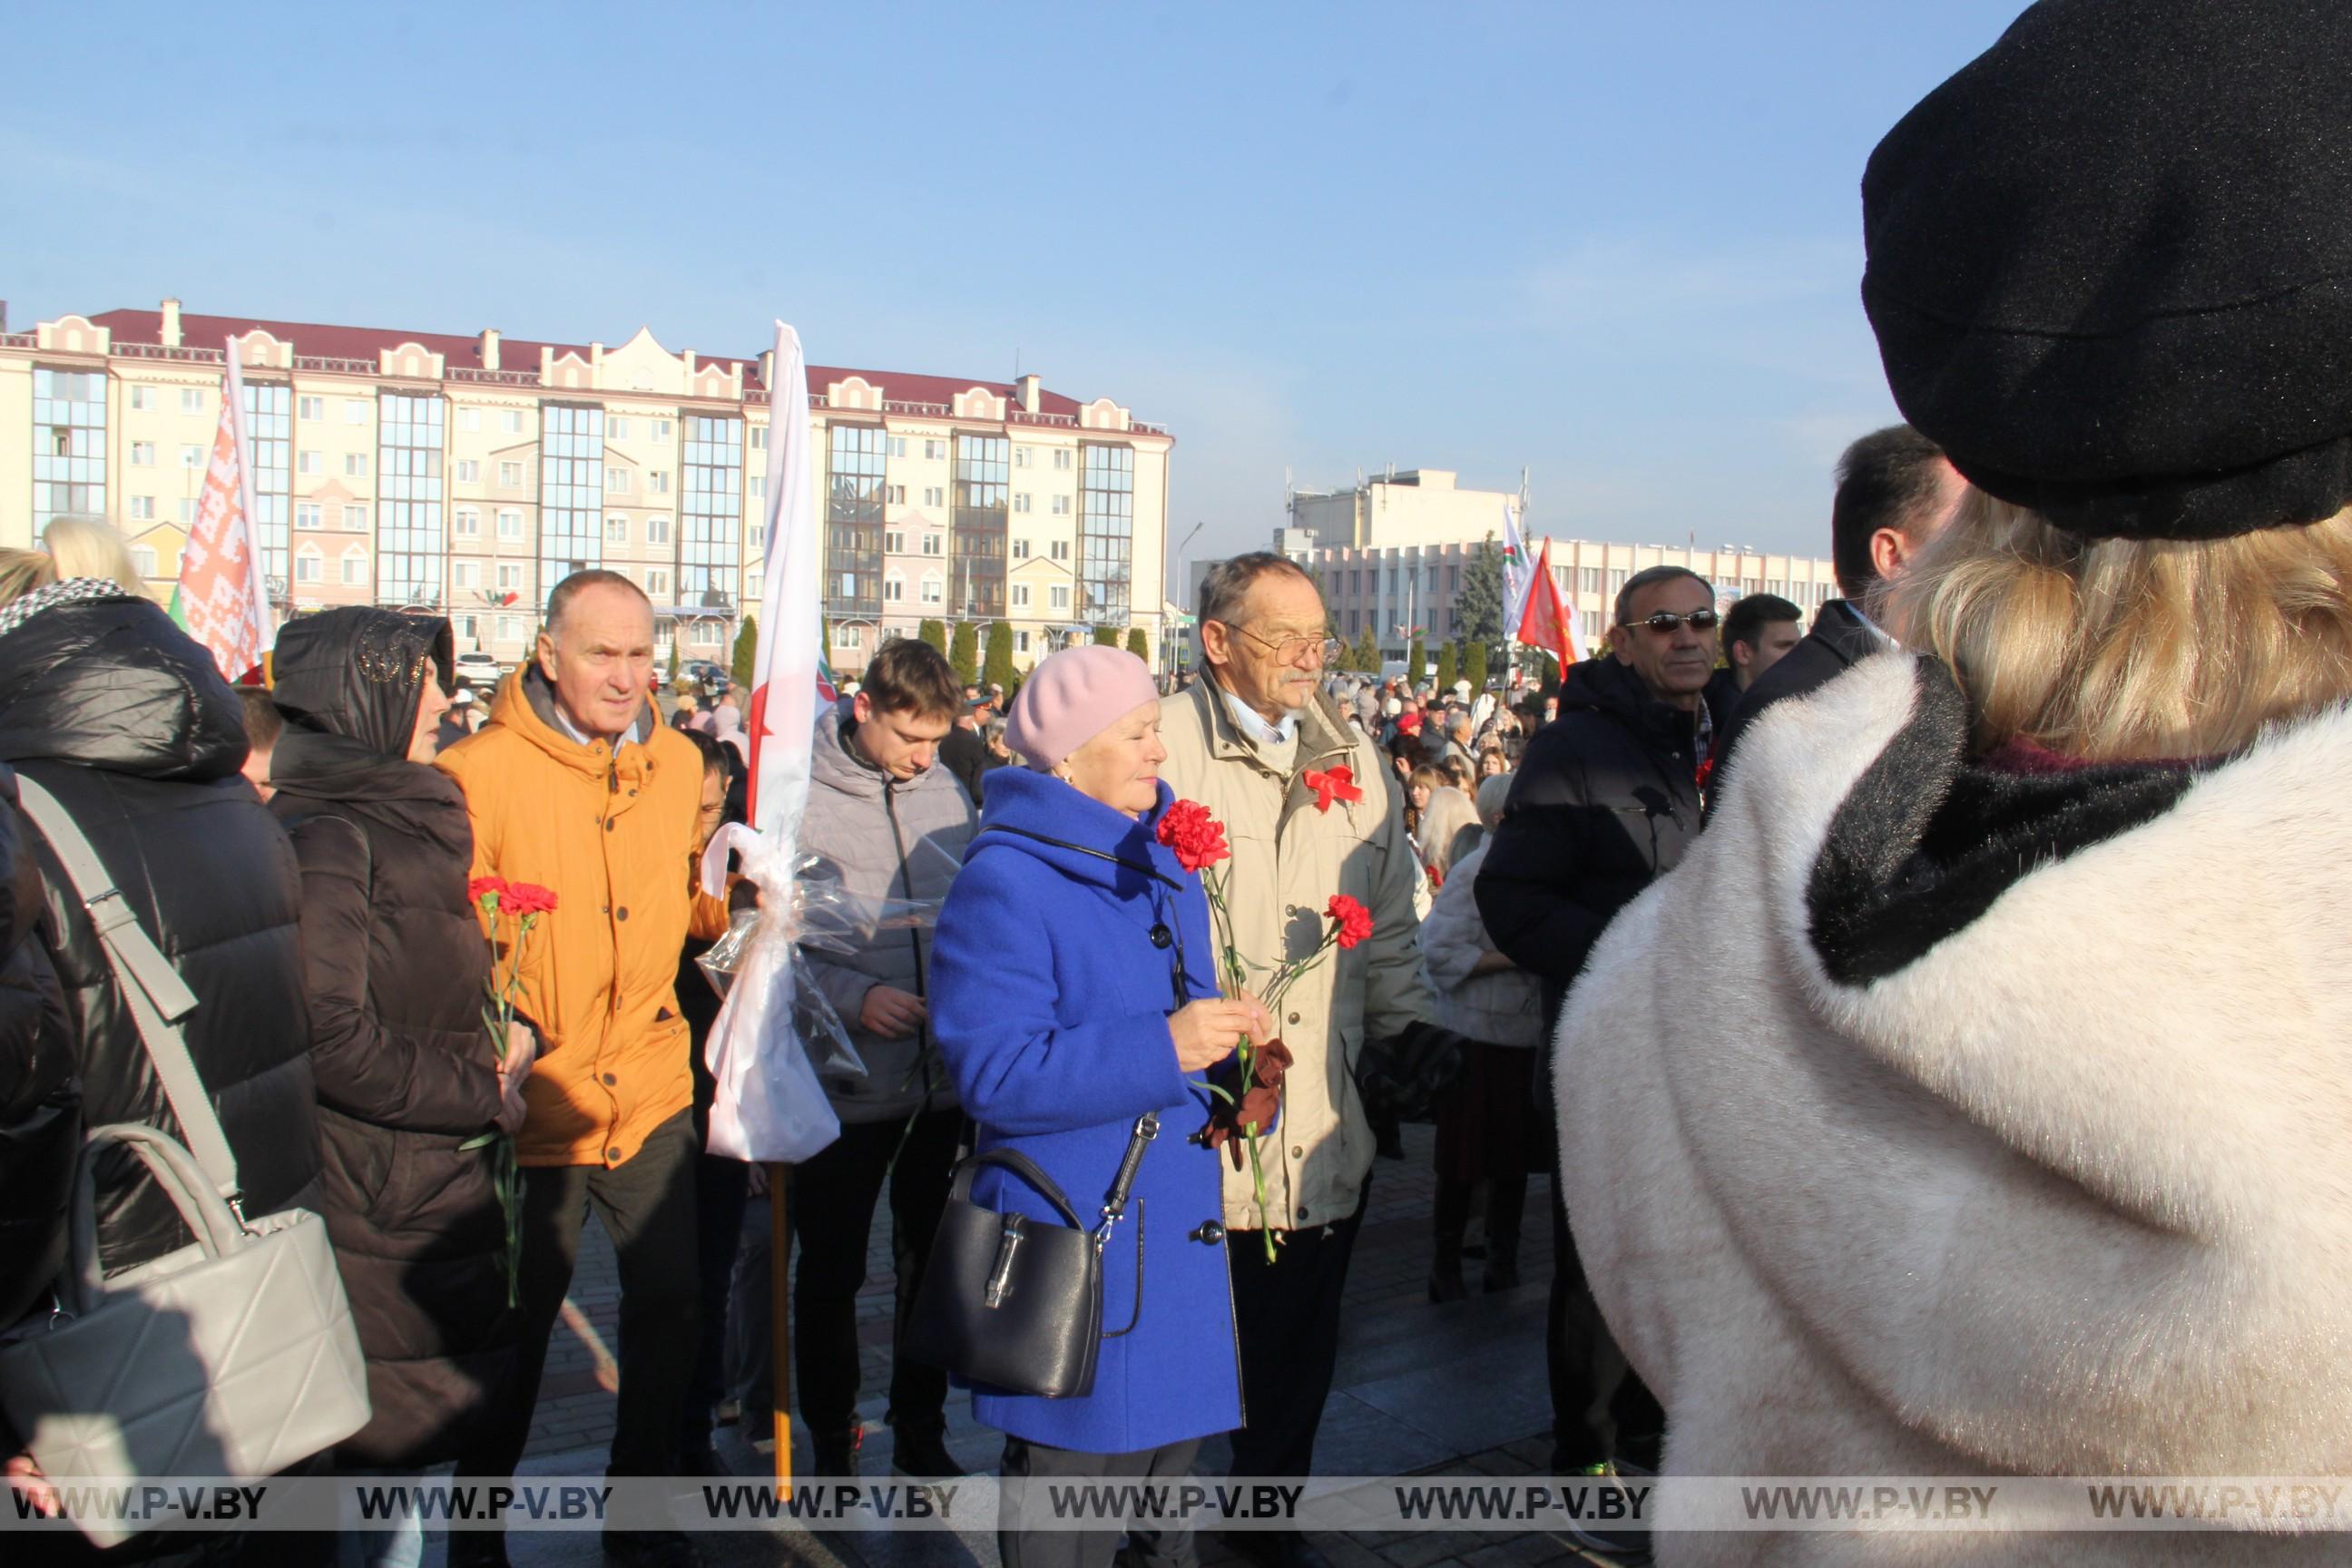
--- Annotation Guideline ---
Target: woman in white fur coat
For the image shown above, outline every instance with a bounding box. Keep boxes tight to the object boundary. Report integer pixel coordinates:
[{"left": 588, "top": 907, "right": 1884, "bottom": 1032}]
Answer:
[{"left": 1557, "top": 3, "right": 2352, "bottom": 1563}]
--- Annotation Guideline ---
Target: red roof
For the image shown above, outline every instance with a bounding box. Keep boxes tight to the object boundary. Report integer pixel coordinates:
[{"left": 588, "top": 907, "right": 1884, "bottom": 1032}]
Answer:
[{"left": 85, "top": 308, "right": 1093, "bottom": 416}]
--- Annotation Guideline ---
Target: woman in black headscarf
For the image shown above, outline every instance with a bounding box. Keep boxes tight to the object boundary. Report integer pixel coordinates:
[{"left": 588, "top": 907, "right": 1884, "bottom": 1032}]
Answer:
[{"left": 267, "top": 608, "right": 528, "bottom": 1542}]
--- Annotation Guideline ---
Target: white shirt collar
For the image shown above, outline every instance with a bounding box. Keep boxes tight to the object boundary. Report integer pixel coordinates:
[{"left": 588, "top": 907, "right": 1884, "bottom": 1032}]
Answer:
[
  {"left": 1844, "top": 600, "right": 1901, "bottom": 651},
  {"left": 1220, "top": 687, "right": 1300, "bottom": 747}
]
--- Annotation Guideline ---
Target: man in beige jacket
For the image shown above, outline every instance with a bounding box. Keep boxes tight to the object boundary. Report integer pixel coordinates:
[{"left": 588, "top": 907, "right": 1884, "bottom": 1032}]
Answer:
[{"left": 1160, "top": 554, "right": 1436, "bottom": 1533}]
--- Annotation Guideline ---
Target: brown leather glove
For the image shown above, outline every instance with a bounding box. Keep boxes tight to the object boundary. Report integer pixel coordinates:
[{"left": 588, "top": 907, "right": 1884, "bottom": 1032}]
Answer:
[{"left": 1200, "top": 1038, "right": 1294, "bottom": 1170}]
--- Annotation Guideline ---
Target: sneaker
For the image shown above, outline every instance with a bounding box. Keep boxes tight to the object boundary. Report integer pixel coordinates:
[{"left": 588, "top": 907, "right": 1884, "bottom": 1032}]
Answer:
[{"left": 890, "top": 1423, "right": 965, "bottom": 1478}]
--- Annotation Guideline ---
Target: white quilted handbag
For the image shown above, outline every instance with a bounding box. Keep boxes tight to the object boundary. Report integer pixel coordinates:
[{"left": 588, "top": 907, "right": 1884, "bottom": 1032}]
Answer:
[{"left": 0, "top": 777, "right": 369, "bottom": 1546}]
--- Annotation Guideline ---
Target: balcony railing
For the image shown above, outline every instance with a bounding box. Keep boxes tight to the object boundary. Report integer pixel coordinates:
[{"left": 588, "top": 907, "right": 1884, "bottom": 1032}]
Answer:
[
  {"left": 0, "top": 332, "right": 36, "bottom": 349},
  {"left": 293, "top": 355, "right": 381, "bottom": 376},
  {"left": 112, "top": 341, "right": 225, "bottom": 363},
  {"left": 446, "top": 367, "right": 542, "bottom": 386}
]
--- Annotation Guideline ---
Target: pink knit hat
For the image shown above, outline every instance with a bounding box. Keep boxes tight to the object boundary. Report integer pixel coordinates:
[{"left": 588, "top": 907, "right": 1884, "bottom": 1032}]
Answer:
[{"left": 1004, "top": 645, "right": 1160, "bottom": 769}]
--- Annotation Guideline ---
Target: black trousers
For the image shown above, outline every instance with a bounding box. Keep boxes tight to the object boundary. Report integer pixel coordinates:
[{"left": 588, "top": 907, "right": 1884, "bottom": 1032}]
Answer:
[
  {"left": 1225, "top": 1177, "right": 1370, "bottom": 1479},
  {"left": 789, "top": 1108, "right": 959, "bottom": 1436},
  {"left": 999, "top": 1434, "right": 1204, "bottom": 1568},
  {"left": 1549, "top": 1182, "right": 1662, "bottom": 1471},
  {"left": 682, "top": 1148, "right": 748, "bottom": 1448},
  {"left": 460, "top": 1108, "right": 701, "bottom": 1487}
]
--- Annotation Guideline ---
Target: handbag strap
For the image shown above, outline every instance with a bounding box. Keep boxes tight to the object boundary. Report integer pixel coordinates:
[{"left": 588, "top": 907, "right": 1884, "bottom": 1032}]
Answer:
[
  {"left": 948, "top": 1112, "right": 1161, "bottom": 1243},
  {"left": 15, "top": 774, "right": 242, "bottom": 1207}
]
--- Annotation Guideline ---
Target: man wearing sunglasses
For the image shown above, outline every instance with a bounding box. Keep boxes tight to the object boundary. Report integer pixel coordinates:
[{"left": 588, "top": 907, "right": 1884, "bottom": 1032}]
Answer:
[{"left": 1474, "top": 564, "right": 1736, "bottom": 1531}]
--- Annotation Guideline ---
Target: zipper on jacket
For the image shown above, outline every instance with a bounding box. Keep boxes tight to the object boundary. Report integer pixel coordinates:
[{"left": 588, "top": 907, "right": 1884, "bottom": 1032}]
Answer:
[{"left": 880, "top": 779, "right": 935, "bottom": 1095}]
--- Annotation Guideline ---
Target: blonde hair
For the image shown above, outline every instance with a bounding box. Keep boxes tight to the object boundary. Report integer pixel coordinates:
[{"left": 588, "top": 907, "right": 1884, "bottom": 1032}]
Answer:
[
  {"left": 0, "top": 547, "right": 56, "bottom": 607},
  {"left": 42, "top": 517, "right": 147, "bottom": 595},
  {"left": 1475, "top": 772, "right": 1514, "bottom": 828},
  {"left": 1417, "top": 784, "right": 1484, "bottom": 879},
  {"left": 1872, "top": 488, "right": 2352, "bottom": 760}
]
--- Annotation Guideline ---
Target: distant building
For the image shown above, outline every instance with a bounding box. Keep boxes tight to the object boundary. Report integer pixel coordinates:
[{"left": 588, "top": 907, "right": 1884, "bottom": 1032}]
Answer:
[
  {"left": 1289, "top": 467, "right": 1514, "bottom": 552},
  {"left": 0, "top": 299, "right": 1173, "bottom": 674}
]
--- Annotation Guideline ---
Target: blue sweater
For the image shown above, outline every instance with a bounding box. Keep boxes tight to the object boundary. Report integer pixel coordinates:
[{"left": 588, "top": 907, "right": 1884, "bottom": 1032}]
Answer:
[{"left": 928, "top": 768, "right": 1244, "bottom": 1454}]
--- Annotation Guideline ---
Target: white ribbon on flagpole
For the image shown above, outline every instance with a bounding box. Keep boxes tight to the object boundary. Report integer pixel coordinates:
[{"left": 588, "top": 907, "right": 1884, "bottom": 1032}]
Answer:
[{"left": 699, "top": 320, "right": 840, "bottom": 1164}]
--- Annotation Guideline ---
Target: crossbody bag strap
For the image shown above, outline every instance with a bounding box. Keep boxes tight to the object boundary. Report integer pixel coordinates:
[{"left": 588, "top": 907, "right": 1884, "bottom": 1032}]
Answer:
[
  {"left": 15, "top": 774, "right": 242, "bottom": 1207},
  {"left": 1094, "top": 1112, "right": 1160, "bottom": 1240}
]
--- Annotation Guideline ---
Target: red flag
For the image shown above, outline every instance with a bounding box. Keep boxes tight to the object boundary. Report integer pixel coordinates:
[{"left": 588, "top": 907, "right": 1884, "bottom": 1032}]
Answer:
[
  {"left": 1515, "top": 537, "right": 1575, "bottom": 671},
  {"left": 177, "top": 341, "right": 272, "bottom": 682}
]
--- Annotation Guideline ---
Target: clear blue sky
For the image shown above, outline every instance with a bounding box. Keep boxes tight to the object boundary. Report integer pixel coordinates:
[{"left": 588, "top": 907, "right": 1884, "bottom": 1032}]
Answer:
[{"left": 5, "top": 1, "right": 2027, "bottom": 565}]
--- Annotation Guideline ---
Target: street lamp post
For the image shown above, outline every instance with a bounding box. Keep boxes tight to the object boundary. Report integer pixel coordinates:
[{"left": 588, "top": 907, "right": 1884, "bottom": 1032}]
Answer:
[{"left": 1171, "top": 521, "right": 1205, "bottom": 678}]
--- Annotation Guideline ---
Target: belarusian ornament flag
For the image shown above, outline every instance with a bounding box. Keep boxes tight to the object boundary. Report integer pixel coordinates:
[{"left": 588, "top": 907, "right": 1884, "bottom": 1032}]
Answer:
[{"left": 176, "top": 342, "right": 272, "bottom": 683}]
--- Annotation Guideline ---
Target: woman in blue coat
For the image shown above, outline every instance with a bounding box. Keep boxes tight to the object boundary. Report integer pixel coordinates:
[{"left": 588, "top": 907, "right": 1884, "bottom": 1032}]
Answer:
[{"left": 929, "top": 646, "right": 1270, "bottom": 1568}]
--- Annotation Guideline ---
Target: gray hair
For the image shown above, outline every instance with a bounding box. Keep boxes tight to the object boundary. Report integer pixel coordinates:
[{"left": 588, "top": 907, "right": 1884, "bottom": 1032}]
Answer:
[
  {"left": 1197, "top": 552, "right": 1316, "bottom": 638},
  {"left": 1613, "top": 564, "right": 1710, "bottom": 626},
  {"left": 546, "top": 569, "right": 652, "bottom": 638}
]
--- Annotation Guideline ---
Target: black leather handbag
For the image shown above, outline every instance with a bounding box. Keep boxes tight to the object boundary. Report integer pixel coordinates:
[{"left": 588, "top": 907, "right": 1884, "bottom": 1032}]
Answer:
[{"left": 904, "top": 1113, "right": 1158, "bottom": 1399}]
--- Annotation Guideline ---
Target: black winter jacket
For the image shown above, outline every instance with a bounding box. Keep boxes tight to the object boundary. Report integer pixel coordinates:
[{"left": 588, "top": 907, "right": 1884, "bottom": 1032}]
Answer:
[
  {"left": 1708, "top": 598, "right": 1886, "bottom": 807},
  {"left": 0, "top": 591, "right": 318, "bottom": 1280},
  {"left": 269, "top": 607, "right": 512, "bottom": 1468},
  {"left": 0, "top": 762, "right": 76, "bottom": 1328},
  {"left": 1475, "top": 656, "right": 1712, "bottom": 1026}
]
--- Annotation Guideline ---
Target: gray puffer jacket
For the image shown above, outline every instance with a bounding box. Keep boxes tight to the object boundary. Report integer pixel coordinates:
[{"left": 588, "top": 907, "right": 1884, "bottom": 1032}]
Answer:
[
  {"left": 1416, "top": 843, "right": 1544, "bottom": 1048},
  {"left": 801, "top": 700, "right": 976, "bottom": 1123}
]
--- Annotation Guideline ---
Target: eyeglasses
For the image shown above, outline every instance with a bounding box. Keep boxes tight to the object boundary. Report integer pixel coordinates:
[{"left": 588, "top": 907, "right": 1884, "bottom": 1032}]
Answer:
[
  {"left": 1623, "top": 609, "right": 1720, "bottom": 634},
  {"left": 1220, "top": 622, "right": 1342, "bottom": 667}
]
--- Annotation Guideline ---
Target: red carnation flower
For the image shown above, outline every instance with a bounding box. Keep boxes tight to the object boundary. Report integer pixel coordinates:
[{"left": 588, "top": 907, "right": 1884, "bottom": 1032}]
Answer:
[
  {"left": 1326, "top": 894, "right": 1374, "bottom": 949},
  {"left": 1302, "top": 764, "right": 1365, "bottom": 814},
  {"left": 1155, "top": 799, "right": 1230, "bottom": 874},
  {"left": 469, "top": 876, "right": 511, "bottom": 910},
  {"left": 505, "top": 883, "right": 559, "bottom": 918}
]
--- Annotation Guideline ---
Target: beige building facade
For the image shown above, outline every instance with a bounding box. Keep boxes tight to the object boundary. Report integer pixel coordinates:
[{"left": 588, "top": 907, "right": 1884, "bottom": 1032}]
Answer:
[{"left": 0, "top": 300, "right": 1174, "bottom": 675}]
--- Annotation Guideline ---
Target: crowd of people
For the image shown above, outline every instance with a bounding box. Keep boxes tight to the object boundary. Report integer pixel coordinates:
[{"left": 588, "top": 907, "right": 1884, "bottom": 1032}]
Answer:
[{"left": 13, "top": 6, "right": 2352, "bottom": 1567}]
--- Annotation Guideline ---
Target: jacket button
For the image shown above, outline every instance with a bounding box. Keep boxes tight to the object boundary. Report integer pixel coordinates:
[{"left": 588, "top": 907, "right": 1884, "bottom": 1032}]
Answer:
[
  {"left": 601, "top": 905, "right": 611, "bottom": 915},
  {"left": 1298, "top": 1206, "right": 1310, "bottom": 1220},
  {"left": 1288, "top": 1012, "right": 1300, "bottom": 1025},
  {"left": 1190, "top": 1221, "right": 1225, "bottom": 1246},
  {"left": 605, "top": 819, "right": 616, "bottom": 832},
  {"left": 607, "top": 1146, "right": 622, "bottom": 1161},
  {"left": 616, "top": 906, "right": 630, "bottom": 921},
  {"left": 1149, "top": 924, "right": 1172, "bottom": 949},
  {"left": 602, "top": 1073, "right": 617, "bottom": 1086},
  {"left": 1291, "top": 1146, "right": 1304, "bottom": 1158}
]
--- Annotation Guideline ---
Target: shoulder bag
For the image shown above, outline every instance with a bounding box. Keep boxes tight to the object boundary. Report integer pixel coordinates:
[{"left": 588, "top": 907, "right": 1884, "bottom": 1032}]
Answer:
[{"left": 0, "top": 777, "right": 370, "bottom": 1546}]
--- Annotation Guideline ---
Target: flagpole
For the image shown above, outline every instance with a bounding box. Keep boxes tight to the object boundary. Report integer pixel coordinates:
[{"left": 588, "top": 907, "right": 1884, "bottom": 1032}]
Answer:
[{"left": 769, "top": 1164, "right": 791, "bottom": 1490}]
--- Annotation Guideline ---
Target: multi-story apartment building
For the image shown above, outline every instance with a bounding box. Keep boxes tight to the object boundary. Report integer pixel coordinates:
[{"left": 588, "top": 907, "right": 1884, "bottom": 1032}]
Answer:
[{"left": 0, "top": 300, "right": 1174, "bottom": 675}]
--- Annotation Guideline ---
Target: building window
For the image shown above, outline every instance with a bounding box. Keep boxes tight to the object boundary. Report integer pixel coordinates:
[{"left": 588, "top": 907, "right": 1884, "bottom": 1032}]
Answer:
[
  {"left": 606, "top": 467, "right": 630, "bottom": 494},
  {"left": 298, "top": 451, "right": 320, "bottom": 476},
  {"left": 296, "top": 551, "right": 322, "bottom": 583},
  {"left": 130, "top": 386, "right": 155, "bottom": 411},
  {"left": 1052, "top": 495, "right": 1071, "bottom": 516},
  {"left": 1014, "top": 493, "right": 1032, "bottom": 514},
  {"left": 539, "top": 404, "right": 607, "bottom": 589},
  {"left": 1053, "top": 448, "right": 1073, "bottom": 471},
  {"left": 887, "top": 484, "right": 906, "bottom": 505},
  {"left": 345, "top": 452, "right": 368, "bottom": 477},
  {"left": 179, "top": 499, "right": 197, "bottom": 525},
  {"left": 648, "top": 470, "right": 670, "bottom": 495},
  {"left": 888, "top": 436, "right": 906, "bottom": 458},
  {"left": 1012, "top": 538, "right": 1031, "bottom": 561},
  {"left": 456, "top": 459, "right": 479, "bottom": 484},
  {"left": 455, "top": 506, "right": 480, "bottom": 537},
  {"left": 1050, "top": 539, "right": 1071, "bottom": 562},
  {"left": 345, "top": 400, "right": 369, "bottom": 425},
  {"left": 606, "top": 514, "right": 627, "bottom": 544},
  {"left": 500, "top": 410, "right": 524, "bottom": 434},
  {"left": 884, "top": 575, "right": 904, "bottom": 603},
  {"left": 609, "top": 416, "right": 631, "bottom": 440},
  {"left": 925, "top": 439, "right": 946, "bottom": 460},
  {"left": 242, "top": 382, "right": 292, "bottom": 597},
  {"left": 1014, "top": 630, "right": 1031, "bottom": 653},
  {"left": 454, "top": 561, "right": 480, "bottom": 591},
  {"left": 374, "top": 390, "right": 442, "bottom": 605},
  {"left": 750, "top": 426, "right": 767, "bottom": 449},
  {"left": 130, "top": 441, "right": 154, "bottom": 467},
  {"left": 1050, "top": 584, "right": 1070, "bottom": 611},
  {"left": 825, "top": 424, "right": 885, "bottom": 619},
  {"left": 128, "top": 495, "right": 154, "bottom": 520},
  {"left": 343, "top": 504, "right": 369, "bottom": 532},
  {"left": 1012, "top": 583, "right": 1030, "bottom": 609},
  {"left": 341, "top": 552, "right": 368, "bottom": 586},
  {"left": 749, "top": 474, "right": 765, "bottom": 500},
  {"left": 496, "top": 563, "right": 524, "bottom": 591},
  {"left": 497, "top": 615, "right": 521, "bottom": 642},
  {"left": 1609, "top": 569, "right": 1627, "bottom": 593},
  {"left": 923, "top": 485, "right": 945, "bottom": 508},
  {"left": 496, "top": 460, "right": 526, "bottom": 488},
  {"left": 838, "top": 623, "right": 863, "bottom": 650},
  {"left": 920, "top": 575, "right": 943, "bottom": 605},
  {"left": 458, "top": 408, "right": 480, "bottom": 432},
  {"left": 682, "top": 415, "right": 744, "bottom": 613},
  {"left": 884, "top": 531, "right": 906, "bottom": 554},
  {"left": 299, "top": 396, "right": 325, "bottom": 421},
  {"left": 498, "top": 509, "right": 523, "bottom": 540},
  {"left": 297, "top": 503, "right": 323, "bottom": 531},
  {"left": 652, "top": 420, "right": 671, "bottom": 441},
  {"left": 181, "top": 388, "right": 204, "bottom": 415},
  {"left": 455, "top": 613, "right": 478, "bottom": 641},
  {"left": 1014, "top": 446, "right": 1033, "bottom": 468},
  {"left": 131, "top": 544, "right": 159, "bottom": 577},
  {"left": 181, "top": 445, "right": 202, "bottom": 468},
  {"left": 921, "top": 533, "right": 943, "bottom": 556},
  {"left": 646, "top": 568, "right": 670, "bottom": 598}
]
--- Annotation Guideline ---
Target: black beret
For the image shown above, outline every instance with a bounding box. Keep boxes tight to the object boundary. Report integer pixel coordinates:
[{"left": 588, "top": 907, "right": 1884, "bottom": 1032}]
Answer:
[{"left": 1862, "top": 0, "right": 2352, "bottom": 540}]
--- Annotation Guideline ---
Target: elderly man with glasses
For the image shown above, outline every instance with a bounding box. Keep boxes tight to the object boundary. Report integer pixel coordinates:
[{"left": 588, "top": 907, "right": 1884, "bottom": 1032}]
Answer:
[
  {"left": 1159, "top": 554, "right": 1439, "bottom": 1564},
  {"left": 1472, "top": 563, "right": 1739, "bottom": 1519}
]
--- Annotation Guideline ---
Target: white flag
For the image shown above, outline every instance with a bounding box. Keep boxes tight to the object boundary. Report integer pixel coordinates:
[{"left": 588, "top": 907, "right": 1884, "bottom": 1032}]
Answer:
[
  {"left": 176, "top": 342, "right": 272, "bottom": 681},
  {"left": 1500, "top": 497, "right": 1535, "bottom": 632},
  {"left": 700, "top": 320, "right": 840, "bottom": 1164}
]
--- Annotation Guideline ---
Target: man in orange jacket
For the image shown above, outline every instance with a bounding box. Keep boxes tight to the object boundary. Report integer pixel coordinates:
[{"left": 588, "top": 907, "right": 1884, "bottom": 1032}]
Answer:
[{"left": 440, "top": 570, "right": 721, "bottom": 1568}]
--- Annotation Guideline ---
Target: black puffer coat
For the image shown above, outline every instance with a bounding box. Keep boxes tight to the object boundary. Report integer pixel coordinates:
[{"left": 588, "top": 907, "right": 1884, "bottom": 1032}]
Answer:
[
  {"left": 268, "top": 607, "right": 511, "bottom": 1469},
  {"left": 0, "top": 762, "right": 77, "bottom": 1329},
  {"left": 0, "top": 589, "right": 318, "bottom": 1279},
  {"left": 1475, "top": 655, "right": 1718, "bottom": 1026}
]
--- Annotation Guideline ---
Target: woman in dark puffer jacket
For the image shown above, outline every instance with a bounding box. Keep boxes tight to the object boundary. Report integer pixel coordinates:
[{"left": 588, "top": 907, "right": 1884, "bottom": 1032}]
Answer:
[
  {"left": 0, "top": 761, "right": 77, "bottom": 1329},
  {"left": 0, "top": 568, "right": 319, "bottom": 1558},
  {"left": 265, "top": 608, "right": 527, "bottom": 1501}
]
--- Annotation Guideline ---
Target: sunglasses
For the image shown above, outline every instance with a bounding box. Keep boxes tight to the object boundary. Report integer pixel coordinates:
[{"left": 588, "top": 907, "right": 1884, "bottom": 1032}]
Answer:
[{"left": 1625, "top": 609, "right": 1720, "bottom": 633}]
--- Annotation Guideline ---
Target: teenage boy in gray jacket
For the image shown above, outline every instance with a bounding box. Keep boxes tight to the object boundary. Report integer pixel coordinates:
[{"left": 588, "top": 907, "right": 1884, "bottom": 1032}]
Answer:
[{"left": 792, "top": 637, "right": 975, "bottom": 1476}]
